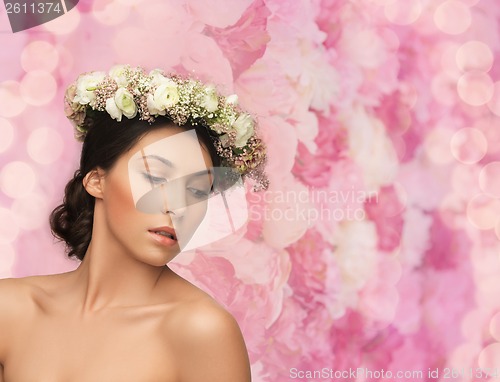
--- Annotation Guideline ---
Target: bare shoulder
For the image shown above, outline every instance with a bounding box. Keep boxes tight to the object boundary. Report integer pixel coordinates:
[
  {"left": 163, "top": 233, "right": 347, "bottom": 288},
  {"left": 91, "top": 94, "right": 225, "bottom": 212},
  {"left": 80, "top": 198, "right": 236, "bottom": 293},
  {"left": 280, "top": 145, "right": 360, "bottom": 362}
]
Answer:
[
  {"left": 162, "top": 283, "right": 251, "bottom": 382},
  {"left": 0, "top": 273, "right": 70, "bottom": 363},
  {"left": 0, "top": 277, "right": 33, "bottom": 361},
  {"left": 0, "top": 273, "right": 60, "bottom": 327},
  {"left": 0, "top": 276, "right": 32, "bottom": 317},
  {"left": 0, "top": 273, "right": 58, "bottom": 308}
]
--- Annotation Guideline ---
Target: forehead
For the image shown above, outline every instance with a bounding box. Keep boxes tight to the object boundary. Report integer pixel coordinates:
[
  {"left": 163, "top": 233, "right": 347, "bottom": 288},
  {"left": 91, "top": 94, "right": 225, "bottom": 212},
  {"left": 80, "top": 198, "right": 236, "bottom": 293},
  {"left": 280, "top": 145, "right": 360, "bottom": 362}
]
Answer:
[
  {"left": 137, "top": 126, "right": 194, "bottom": 149},
  {"left": 127, "top": 127, "right": 212, "bottom": 174}
]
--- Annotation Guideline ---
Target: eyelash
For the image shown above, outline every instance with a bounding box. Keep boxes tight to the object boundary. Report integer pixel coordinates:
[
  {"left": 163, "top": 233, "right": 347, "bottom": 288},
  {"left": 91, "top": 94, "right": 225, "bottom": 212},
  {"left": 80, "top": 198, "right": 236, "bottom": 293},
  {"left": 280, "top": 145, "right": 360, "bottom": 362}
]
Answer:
[
  {"left": 187, "top": 187, "right": 211, "bottom": 198},
  {"left": 142, "top": 173, "right": 211, "bottom": 198},
  {"left": 142, "top": 173, "right": 167, "bottom": 185}
]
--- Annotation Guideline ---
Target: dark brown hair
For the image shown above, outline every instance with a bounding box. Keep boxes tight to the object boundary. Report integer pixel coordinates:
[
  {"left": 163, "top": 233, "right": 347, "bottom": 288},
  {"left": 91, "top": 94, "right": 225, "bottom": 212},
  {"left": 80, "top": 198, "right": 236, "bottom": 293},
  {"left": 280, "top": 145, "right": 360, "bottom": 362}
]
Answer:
[{"left": 50, "top": 112, "right": 220, "bottom": 261}]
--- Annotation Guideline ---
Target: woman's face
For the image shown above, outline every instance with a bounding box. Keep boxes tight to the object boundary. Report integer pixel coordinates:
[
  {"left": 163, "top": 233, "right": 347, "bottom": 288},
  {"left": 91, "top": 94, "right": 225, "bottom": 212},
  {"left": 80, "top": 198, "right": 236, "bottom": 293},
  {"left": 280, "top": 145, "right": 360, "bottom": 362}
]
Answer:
[{"left": 96, "top": 125, "right": 213, "bottom": 266}]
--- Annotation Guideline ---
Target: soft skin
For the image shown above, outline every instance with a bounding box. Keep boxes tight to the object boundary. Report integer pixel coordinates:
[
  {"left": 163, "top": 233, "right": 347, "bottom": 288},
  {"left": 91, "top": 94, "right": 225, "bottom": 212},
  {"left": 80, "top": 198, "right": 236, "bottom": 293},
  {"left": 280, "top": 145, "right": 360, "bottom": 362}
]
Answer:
[
  {"left": 0, "top": 126, "right": 251, "bottom": 382},
  {"left": 127, "top": 129, "right": 213, "bottom": 250}
]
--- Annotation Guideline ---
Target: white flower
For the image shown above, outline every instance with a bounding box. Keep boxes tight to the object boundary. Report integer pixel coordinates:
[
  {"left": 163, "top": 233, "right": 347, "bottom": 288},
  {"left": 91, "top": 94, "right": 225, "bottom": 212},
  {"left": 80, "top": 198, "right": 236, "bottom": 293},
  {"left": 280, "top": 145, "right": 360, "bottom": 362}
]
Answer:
[
  {"left": 147, "top": 94, "right": 166, "bottom": 116},
  {"left": 219, "top": 133, "right": 231, "bottom": 147},
  {"left": 149, "top": 69, "right": 168, "bottom": 87},
  {"left": 114, "top": 87, "right": 137, "bottom": 119},
  {"left": 153, "top": 80, "right": 180, "bottom": 110},
  {"left": 109, "top": 65, "right": 129, "bottom": 88},
  {"left": 74, "top": 71, "right": 106, "bottom": 105},
  {"left": 105, "top": 98, "right": 122, "bottom": 122},
  {"left": 333, "top": 220, "right": 378, "bottom": 290},
  {"left": 225, "top": 94, "right": 238, "bottom": 105},
  {"left": 233, "top": 113, "right": 254, "bottom": 147},
  {"left": 343, "top": 105, "right": 398, "bottom": 189},
  {"left": 202, "top": 86, "right": 219, "bottom": 112}
]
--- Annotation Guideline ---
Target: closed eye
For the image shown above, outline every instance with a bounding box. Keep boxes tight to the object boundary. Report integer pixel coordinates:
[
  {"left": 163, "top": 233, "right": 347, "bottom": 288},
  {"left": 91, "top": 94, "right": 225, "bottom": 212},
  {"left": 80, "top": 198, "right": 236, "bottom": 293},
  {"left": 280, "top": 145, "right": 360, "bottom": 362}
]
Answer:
[
  {"left": 187, "top": 187, "right": 211, "bottom": 199},
  {"left": 142, "top": 173, "right": 167, "bottom": 185}
]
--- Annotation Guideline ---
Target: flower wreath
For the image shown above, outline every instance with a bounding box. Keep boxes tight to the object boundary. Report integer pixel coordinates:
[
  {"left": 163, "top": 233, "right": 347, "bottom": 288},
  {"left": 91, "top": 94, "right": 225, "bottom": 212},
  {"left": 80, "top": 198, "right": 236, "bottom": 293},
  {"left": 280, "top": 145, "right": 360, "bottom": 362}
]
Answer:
[{"left": 64, "top": 65, "right": 269, "bottom": 191}]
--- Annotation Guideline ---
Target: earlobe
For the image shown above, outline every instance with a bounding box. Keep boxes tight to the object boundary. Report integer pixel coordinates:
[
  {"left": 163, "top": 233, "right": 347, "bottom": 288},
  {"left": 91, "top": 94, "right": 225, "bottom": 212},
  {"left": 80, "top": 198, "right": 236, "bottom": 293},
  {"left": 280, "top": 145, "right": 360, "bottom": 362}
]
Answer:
[{"left": 83, "top": 168, "right": 105, "bottom": 199}]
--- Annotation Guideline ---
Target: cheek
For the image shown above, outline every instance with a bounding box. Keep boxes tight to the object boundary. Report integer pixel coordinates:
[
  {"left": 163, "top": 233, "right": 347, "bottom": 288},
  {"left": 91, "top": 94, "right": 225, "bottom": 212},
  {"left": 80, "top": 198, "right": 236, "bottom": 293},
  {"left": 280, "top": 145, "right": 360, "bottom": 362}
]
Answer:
[
  {"left": 177, "top": 202, "right": 207, "bottom": 231},
  {"left": 105, "top": 173, "right": 140, "bottom": 223},
  {"left": 128, "top": 170, "right": 150, "bottom": 205},
  {"left": 190, "top": 203, "right": 208, "bottom": 223}
]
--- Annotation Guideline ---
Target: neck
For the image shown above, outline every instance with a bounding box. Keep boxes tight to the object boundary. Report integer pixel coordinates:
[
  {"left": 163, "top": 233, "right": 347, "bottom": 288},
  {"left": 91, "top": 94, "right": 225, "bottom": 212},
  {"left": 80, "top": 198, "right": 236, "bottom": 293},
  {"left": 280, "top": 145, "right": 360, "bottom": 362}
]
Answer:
[{"left": 69, "top": 205, "right": 171, "bottom": 317}]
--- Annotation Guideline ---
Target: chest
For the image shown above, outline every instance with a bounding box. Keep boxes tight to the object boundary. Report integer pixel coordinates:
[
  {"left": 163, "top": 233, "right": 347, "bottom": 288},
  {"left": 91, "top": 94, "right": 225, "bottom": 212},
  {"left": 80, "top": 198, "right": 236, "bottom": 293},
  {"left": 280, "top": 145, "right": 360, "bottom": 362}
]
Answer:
[{"left": 3, "top": 309, "right": 178, "bottom": 382}]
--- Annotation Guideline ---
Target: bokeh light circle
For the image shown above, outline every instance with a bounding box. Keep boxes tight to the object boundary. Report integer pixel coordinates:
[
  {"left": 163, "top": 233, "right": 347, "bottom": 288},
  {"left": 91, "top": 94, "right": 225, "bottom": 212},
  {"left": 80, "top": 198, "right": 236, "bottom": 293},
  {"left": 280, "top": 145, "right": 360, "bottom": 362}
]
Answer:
[
  {"left": 450, "top": 128, "right": 487, "bottom": 164},
  {"left": 487, "top": 82, "right": 500, "bottom": 117},
  {"left": 490, "top": 312, "right": 500, "bottom": 342},
  {"left": 457, "top": 71, "right": 494, "bottom": 106},
  {"left": 466, "top": 194, "right": 500, "bottom": 230},
  {"left": 0, "top": 81, "right": 26, "bottom": 118},
  {"left": 0, "top": 161, "right": 37, "bottom": 199},
  {"left": 11, "top": 194, "right": 48, "bottom": 230},
  {"left": 0, "top": 208, "right": 19, "bottom": 244},
  {"left": 478, "top": 343, "right": 500, "bottom": 374},
  {"left": 27, "top": 127, "right": 64, "bottom": 164},
  {"left": 0, "top": 118, "right": 14, "bottom": 153},
  {"left": 456, "top": 41, "right": 494, "bottom": 73},
  {"left": 21, "top": 41, "right": 59, "bottom": 73},
  {"left": 20, "top": 71, "right": 57, "bottom": 106},
  {"left": 479, "top": 162, "right": 500, "bottom": 198},
  {"left": 43, "top": 8, "right": 81, "bottom": 34},
  {"left": 384, "top": 0, "right": 422, "bottom": 25},
  {"left": 434, "top": 1, "right": 471, "bottom": 35},
  {"left": 92, "top": 0, "right": 130, "bottom": 25}
]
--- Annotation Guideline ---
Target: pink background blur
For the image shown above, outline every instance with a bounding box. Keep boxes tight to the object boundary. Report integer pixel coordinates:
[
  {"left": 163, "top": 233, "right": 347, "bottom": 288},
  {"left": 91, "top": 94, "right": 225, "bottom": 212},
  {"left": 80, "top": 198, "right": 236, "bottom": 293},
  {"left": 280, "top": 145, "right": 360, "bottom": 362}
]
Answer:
[{"left": 1, "top": 0, "right": 500, "bottom": 380}]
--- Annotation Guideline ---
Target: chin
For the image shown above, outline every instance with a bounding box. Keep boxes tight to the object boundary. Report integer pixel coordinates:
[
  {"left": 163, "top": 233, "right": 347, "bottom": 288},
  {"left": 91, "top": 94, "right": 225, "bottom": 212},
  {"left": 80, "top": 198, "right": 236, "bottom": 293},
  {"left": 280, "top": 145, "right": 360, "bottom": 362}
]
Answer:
[
  {"left": 133, "top": 246, "right": 180, "bottom": 267},
  {"left": 163, "top": 252, "right": 181, "bottom": 265}
]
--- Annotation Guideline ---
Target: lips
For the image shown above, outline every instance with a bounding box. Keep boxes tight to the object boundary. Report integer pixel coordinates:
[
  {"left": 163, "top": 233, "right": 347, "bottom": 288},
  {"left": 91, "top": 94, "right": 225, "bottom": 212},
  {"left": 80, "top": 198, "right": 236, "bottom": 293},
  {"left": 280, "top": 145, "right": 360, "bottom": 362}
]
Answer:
[{"left": 148, "top": 226, "right": 178, "bottom": 247}]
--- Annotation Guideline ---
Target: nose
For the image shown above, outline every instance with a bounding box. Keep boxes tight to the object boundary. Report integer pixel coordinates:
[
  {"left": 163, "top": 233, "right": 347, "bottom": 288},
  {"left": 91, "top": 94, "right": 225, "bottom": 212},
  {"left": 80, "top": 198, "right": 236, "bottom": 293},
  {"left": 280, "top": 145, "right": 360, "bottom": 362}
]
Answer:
[{"left": 159, "top": 181, "right": 188, "bottom": 217}]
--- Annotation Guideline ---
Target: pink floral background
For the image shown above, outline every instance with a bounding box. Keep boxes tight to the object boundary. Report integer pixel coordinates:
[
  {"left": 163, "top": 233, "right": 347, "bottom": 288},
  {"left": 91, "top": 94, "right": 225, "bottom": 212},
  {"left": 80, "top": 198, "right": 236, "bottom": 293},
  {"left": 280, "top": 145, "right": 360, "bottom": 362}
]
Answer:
[{"left": 2, "top": 0, "right": 500, "bottom": 380}]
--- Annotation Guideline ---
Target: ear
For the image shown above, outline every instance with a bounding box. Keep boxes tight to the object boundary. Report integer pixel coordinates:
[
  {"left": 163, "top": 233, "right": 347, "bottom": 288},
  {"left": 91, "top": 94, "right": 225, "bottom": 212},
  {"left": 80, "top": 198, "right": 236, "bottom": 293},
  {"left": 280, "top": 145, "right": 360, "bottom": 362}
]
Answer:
[{"left": 83, "top": 168, "right": 106, "bottom": 199}]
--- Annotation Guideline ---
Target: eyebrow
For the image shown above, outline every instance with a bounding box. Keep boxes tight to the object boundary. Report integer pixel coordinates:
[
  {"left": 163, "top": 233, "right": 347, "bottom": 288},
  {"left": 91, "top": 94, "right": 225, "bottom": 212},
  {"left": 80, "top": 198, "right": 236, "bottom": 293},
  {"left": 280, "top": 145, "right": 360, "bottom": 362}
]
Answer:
[
  {"left": 191, "top": 169, "right": 212, "bottom": 176},
  {"left": 140, "top": 154, "right": 213, "bottom": 178},
  {"left": 141, "top": 154, "right": 175, "bottom": 168}
]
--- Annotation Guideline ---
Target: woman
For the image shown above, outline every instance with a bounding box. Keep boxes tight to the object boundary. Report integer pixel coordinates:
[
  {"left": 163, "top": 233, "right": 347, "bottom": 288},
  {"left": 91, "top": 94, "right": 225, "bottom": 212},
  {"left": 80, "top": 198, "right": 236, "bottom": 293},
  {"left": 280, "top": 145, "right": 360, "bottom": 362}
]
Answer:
[{"left": 0, "top": 65, "right": 268, "bottom": 381}]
